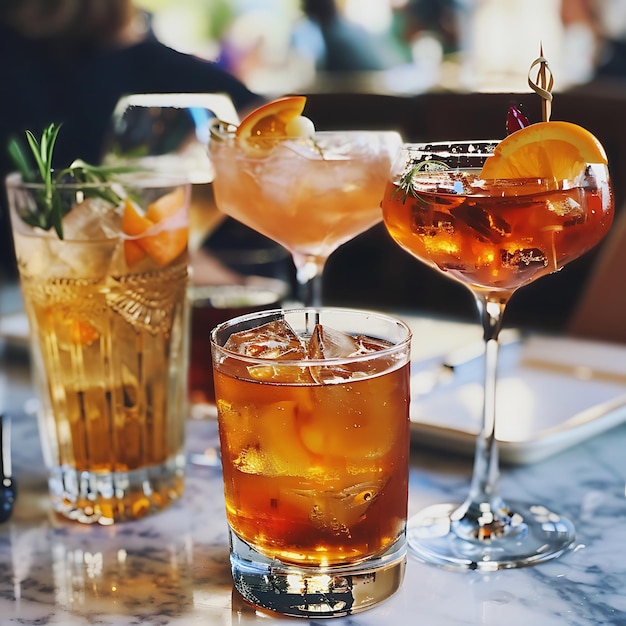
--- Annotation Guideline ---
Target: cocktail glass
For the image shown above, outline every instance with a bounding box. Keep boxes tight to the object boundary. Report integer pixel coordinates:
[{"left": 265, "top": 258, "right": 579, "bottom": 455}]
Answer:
[
  {"left": 6, "top": 171, "right": 190, "bottom": 524},
  {"left": 209, "top": 129, "right": 402, "bottom": 306},
  {"left": 382, "top": 140, "right": 613, "bottom": 569},
  {"left": 102, "top": 92, "right": 240, "bottom": 255},
  {"left": 211, "top": 307, "right": 412, "bottom": 617}
]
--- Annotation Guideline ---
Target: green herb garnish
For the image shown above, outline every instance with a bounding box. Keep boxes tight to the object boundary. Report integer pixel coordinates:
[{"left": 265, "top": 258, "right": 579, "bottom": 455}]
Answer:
[
  {"left": 8, "top": 123, "right": 141, "bottom": 239},
  {"left": 392, "top": 159, "right": 449, "bottom": 204}
]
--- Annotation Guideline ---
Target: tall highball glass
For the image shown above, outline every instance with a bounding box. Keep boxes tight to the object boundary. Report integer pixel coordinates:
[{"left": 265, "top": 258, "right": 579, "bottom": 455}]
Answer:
[{"left": 6, "top": 171, "right": 190, "bottom": 524}]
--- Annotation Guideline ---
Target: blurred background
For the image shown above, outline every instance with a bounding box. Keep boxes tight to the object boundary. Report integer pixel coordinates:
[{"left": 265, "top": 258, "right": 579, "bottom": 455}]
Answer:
[{"left": 133, "top": 0, "right": 616, "bottom": 96}]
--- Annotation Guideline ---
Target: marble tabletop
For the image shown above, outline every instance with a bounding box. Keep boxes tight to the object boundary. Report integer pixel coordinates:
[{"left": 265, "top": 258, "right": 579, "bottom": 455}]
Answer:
[{"left": 1, "top": 298, "right": 626, "bottom": 625}]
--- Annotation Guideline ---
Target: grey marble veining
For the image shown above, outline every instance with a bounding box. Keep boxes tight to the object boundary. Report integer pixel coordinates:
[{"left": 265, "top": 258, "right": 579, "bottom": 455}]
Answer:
[{"left": 1, "top": 338, "right": 626, "bottom": 625}]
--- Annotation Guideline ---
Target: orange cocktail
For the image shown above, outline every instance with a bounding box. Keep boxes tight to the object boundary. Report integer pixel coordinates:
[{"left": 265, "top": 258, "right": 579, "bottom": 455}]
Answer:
[
  {"left": 382, "top": 170, "right": 612, "bottom": 293},
  {"left": 380, "top": 120, "right": 613, "bottom": 571},
  {"left": 209, "top": 97, "right": 402, "bottom": 305},
  {"left": 211, "top": 308, "right": 411, "bottom": 617}
]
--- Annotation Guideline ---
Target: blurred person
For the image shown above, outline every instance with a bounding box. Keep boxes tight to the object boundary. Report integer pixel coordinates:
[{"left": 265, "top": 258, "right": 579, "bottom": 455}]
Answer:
[
  {"left": 401, "top": 0, "right": 461, "bottom": 56},
  {"left": 560, "top": 0, "right": 626, "bottom": 81},
  {"left": 294, "top": 0, "right": 403, "bottom": 73},
  {"left": 595, "top": 0, "right": 626, "bottom": 77},
  {"left": 560, "top": 0, "right": 602, "bottom": 84},
  {"left": 0, "top": 0, "right": 262, "bottom": 279}
]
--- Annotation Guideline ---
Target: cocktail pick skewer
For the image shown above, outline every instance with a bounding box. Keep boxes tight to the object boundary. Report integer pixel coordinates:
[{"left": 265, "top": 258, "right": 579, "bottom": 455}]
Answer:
[{"left": 528, "top": 43, "right": 554, "bottom": 122}]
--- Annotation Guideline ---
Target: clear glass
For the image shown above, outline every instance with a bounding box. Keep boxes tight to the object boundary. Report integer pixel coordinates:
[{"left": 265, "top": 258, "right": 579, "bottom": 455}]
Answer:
[
  {"left": 6, "top": 171, "right": 191, "bottom": 524},
  {"left": 382, "top": 140, "right": 614, "bottom": 569},
  {"left": 211, "top": 307, "right": 411, "bottom": 616},
  {"left": 210, "top": 130, "right": 402, "bottom": 306},
  {"left": 102, "top": 92, "right": 240, "bottom": 254}
]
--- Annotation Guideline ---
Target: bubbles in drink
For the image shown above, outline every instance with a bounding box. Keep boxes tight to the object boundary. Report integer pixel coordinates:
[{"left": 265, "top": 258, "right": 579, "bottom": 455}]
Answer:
[{"left": 500, "top": 247, "right": 548, "bottom": 270}]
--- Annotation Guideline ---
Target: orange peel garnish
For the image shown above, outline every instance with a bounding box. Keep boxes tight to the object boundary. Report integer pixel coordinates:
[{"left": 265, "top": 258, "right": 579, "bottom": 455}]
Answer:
[{"left": 121, "top": 187, "right": 188, "bottom": 267}]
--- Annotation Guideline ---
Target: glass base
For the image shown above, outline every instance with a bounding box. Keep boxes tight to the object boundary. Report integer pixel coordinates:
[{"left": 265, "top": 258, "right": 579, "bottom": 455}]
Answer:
[
  {"left": 407, "top": 501, "right": 575, "bottom": 571},
  {"left": 48, "top": 453, "right": 186, "bottom": 524},
  {"left": 229, "top": 530, "right": 406, "bottom": 618}
]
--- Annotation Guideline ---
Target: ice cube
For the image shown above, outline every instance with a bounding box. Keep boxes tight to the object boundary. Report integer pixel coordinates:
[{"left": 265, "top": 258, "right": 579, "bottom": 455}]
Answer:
[
  {"left": 307, "top": 325, "right": 383, "bottom": 384},
  {"left": 300, "top": 477, "right": 388, "bottom": 535},
  {"left": 452, "top": 203, "right": 511, "bottom": 242},
  {"left": 501, "top": 247, "right": 548, "bottom": 270},
  {"left": 307, "top": 324, "right": 361, "bottom": 360},
  {"left": 353, "top": 335, "right": 393, "bottom": 353},
  {"left": 547, "top": 192, "right": 584, "bottom": 225},
  {"left": 41, "top": 197, "right": 122, "bottom": 277},
  {"left": 62, "top": 197, "right": 123, "bottom": 241},
  {"left": 224, "top": 319, "right": 307, "bottom": 360},
  {"left": 412, "top": 208, "right": 455, "bottom": 237}
]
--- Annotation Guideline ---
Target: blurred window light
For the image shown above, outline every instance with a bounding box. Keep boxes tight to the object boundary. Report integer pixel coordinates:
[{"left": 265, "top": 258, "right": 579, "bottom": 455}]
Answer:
[{"left": 344, "top": 0, "right": 393, "bottom": 33}]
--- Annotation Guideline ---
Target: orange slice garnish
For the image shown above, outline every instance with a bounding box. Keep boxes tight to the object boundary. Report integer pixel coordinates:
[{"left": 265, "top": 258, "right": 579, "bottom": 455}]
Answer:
[
  {"left": 235, "top": 96, "right": 307, "bottom": 156},
  {"left": 121, "top": 187, "right": 188, "bottom": 267},
  {"left": 481, "top": 121, "right": 608, "bottom": 182}
]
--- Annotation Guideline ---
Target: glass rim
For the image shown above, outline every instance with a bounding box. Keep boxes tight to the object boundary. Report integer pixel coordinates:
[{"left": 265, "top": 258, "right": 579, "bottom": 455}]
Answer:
[
  {"left": 210, "top": 128, "right": 403, "bottom": 147},
  {"left": 400, "top": 140, "right": 499, "bottom": 153},
  {"left": 4, "top": 170, "right": 191, "bottom": 190},
  {"left": 210, "top": 306, "right": 412, "bottom": 367}
]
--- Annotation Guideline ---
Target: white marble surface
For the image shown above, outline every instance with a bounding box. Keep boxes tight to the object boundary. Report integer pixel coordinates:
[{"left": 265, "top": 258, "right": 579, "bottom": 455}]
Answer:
[{"left": 1, "top": 319, "right": 626, "bottom": 625}]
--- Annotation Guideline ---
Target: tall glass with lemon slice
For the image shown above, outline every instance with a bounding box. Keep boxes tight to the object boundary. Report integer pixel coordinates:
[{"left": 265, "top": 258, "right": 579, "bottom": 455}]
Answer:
[
  {"left": 6, "top": 170, "right": 190, "bottom": 524},
  {"left": 381, "top": 122, "right": 614, "bottom": 569},
  {"left": 209, "top": 97, "right": 402, "bottom": 306}
]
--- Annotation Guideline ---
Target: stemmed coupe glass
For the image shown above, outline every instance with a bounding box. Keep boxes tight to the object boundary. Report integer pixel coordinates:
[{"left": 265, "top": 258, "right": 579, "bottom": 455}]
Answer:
[
  {"left": 382, "top": 139, "right": 614, "bottom": 569},
  {"left": 209, "top": 127, "right": 402, "bottom": 306}
]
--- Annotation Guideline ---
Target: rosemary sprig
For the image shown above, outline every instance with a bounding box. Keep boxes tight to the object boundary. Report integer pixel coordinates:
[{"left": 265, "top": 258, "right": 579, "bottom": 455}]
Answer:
[
  {"left": 8, "top": 123, "right": 143, "bottom": 239},
  {"left": 392, "top": 159, "right": 448, "bottom": 204}
]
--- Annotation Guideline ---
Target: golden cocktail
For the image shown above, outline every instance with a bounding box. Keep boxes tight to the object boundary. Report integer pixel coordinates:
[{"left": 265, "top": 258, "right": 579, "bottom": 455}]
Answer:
[
  {"left": 211, "top": 308, "right": 411, "bottom": 617},
  {"left": 7, "top": 170, "right": 190, "bottom": 524}
]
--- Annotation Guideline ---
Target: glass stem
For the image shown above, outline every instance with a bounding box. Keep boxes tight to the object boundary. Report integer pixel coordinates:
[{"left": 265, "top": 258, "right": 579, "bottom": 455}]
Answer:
[
  {"left": 294, "top": 254, "right": 326, "bottom": 308},
  {"left": 452, "top": 294, "right": 513, "bottom": 541}
]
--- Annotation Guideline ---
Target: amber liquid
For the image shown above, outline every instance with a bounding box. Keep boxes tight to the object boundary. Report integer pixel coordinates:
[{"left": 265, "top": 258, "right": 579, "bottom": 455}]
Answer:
[
  {"left": 382, "top": 172, "right": 613, "bottom": 294},
  {"left": 214, "top": 352, "right": 410, "bottom": 566},
  {"left": 16, "top": 235, "right": 188, "bottom": 522}
]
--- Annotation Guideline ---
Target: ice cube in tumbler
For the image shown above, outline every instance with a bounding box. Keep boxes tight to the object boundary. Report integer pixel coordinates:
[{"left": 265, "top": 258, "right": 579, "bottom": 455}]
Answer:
[
  {"left": 307, "top": 324, "right": 366, "bottom": 384},
  {"left": 224, "top": 319, "right": 307, "bottom": 360},
  {"left": 224, "top": 320, "right": 310, "bottom": 383},
  {"left": 307, "top": 324, "right": 362, "bottom": 360}
]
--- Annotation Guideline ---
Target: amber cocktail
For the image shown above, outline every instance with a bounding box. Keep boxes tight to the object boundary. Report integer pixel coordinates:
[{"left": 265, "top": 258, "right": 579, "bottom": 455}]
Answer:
[
  {"left": 7, "top": 171, "right": 190, "bottom": 524},
  {"left": 211, "top": 308, "right": 411, "bottom": 617},
  {"left": 381, "top": 130, "right": 613, "bottom": 570}
]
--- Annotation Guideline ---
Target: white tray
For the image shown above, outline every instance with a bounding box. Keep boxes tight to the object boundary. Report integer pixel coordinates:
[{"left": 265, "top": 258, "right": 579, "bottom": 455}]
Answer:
[{"left": 409, "top": 331, "right": 626, "bottom": 464}]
